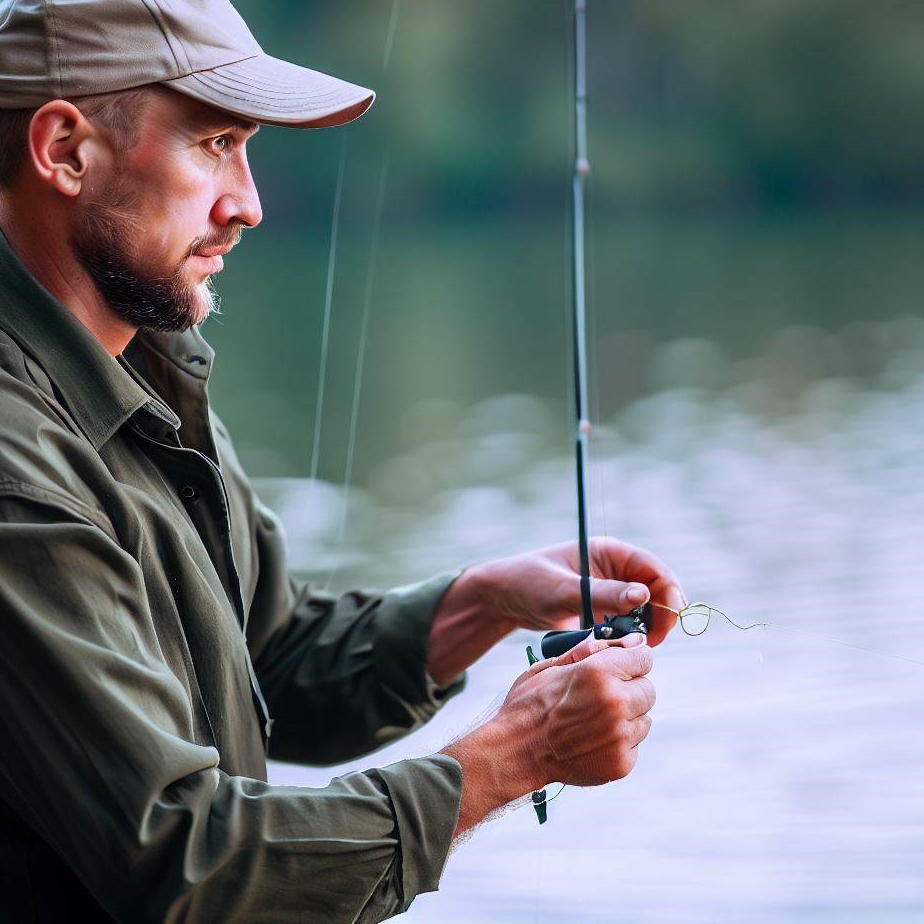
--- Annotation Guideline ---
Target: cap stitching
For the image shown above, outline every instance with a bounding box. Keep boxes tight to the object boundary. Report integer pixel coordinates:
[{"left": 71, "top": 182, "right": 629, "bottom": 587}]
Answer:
[
  {"left": 139, "top": 0, "right": 183, "bottom": 76},
  {"left": 204, "top": 73, "right": 341, "bottom": 99},
  {"left": 202, "top": 66, "right": 340, "bottom": 93},
  {"left": 42, "top": 0, "right": 65, "bottom": 98},
  {"left": 166, "top": 53, "right": 263, "bottom": 80},
  {"left": 179, "top": 72, "right": 350, "bottom": 110}
]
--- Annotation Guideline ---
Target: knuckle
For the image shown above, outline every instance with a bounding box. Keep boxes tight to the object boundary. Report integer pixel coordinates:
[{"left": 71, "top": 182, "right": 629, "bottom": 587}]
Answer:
[
  {"left": 610, "top": 690, "right": 631, "bottom": 721},
  {"left": 634, "top": 646, "right": 654, "bottom": 676},
  {"left": 613, "top": 717, "right": 633, "bottom": 744},
  {"left": 582, "top": 655, "right": 610, "bottom": 691},
  {"left": 639, "top": 677, "right": 657, "bottom": 710},
  {"left": 613, "top": 747, "right": 638, "bottom": 780}
]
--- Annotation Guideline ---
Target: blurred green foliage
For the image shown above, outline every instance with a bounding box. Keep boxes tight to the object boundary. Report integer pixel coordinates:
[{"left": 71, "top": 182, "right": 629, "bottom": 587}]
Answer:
[{"left": 205, "top": 0, "right": 924, "bottom": 480}]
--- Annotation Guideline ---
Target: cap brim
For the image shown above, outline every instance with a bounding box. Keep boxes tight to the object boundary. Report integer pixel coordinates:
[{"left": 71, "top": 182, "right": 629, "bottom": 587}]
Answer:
[{"left": 163, "top": 53, "right": 374, "bottom": 128}]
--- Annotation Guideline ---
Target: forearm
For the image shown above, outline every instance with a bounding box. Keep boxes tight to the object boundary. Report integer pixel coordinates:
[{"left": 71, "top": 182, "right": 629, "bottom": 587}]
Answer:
[
  {"left": 440, "top": 719, "right": 538, "bottom": 838},
  {"left": 427, "top": 566, "right": 515, "bottom": 688}
]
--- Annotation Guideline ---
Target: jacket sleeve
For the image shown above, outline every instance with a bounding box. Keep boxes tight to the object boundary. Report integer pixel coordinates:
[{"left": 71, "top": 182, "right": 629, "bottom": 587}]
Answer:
[
  {"left": 210, "top": 411, "right": 467, "bottom": 766},
  {"left": 0, "top": 491, "right": 462, "bottom": 924},
  {"left": 249, "top": 504, "right": 466, "bottom": 765}
]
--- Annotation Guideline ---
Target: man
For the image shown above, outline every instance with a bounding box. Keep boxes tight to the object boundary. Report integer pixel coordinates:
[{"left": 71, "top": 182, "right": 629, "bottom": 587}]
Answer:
[{"left": 0, "top": 0, "right": 685, "bottom": 921}]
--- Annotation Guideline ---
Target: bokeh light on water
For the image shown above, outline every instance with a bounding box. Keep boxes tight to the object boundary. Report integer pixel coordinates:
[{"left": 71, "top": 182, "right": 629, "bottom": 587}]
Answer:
[{"left": 260, "top": 315, "right": 924, "bottom": 923}]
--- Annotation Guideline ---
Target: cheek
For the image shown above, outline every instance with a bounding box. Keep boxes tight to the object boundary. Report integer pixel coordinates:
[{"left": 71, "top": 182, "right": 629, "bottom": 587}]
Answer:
[
  {"left": 144, "top": 197, "right": 214, "bottom": 264},
  {"left": 130, "top": 164, "right": 217, "bottom": 258}
]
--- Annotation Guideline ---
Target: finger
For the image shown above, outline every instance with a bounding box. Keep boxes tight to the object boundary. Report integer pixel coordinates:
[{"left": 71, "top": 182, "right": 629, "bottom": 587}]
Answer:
[
  {"left": 648, "top": 574, "right": 687, "bottom": 616},
  {"left": 527, "top": 632, "right": 611, "bottom": 675},
  {"left": 595, "top": 642, "right": 654, "bottom": 681},
  {"left": 611, "top": 631, "right": 646, "bottom": 648},
  {"left": 628, "top": 713, "right": 653, "bottom": 749},
  {"left": 587, "top": 539, "right": 687, "bottom": 643},
  {"left": 618, "top": 676, "right": 657, "bottom": 718},
  {"left": 529, "top": 631, "right": 650, "bottom": 676},
  {"left": 588, "top": 576, "right": 650, "bottom": 616},
  {"left": 645, "top": 603, "right": 678, "bottom": 648},
  {"left": 645, "top": 576, "right": 688, "bottom": 646},
  {"left": 590, "top": 537, "right": 679, "bottom": 588},
  {"left": 534, "top": 628, "right": 647, "bottom": 675}
]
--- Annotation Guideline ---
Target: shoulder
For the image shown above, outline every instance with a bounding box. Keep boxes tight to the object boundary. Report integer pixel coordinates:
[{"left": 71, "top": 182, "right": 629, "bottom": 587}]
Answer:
[{"left": 0, "top": 330, "right": 114, "bottom": 532}]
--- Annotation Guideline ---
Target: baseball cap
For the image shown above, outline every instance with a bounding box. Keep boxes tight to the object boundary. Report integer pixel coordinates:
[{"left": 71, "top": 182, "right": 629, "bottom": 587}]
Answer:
[{"left": 0, "top": 0, "right": 374, "bottom": 128}]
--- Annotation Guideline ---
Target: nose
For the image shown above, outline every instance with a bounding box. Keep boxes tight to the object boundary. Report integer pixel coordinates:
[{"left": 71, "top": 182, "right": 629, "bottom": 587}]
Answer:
[{"left": 211, "top": 154, "right": 263, "bottom": 229}]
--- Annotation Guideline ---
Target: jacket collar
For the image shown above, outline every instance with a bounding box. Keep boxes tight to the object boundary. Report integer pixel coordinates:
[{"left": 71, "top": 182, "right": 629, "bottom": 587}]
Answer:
[{"left": 0, "top": 229, "right": 214, "bottom": 450}]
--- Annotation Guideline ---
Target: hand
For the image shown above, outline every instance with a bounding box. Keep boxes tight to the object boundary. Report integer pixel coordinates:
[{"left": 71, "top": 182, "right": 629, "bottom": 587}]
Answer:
[
  {"left": 471, "top": 536, "right": 686, "bottom": 646},
  {"left": 442, "top": 633, "right": 656, "bottom": 835},
  {"left": 502, "top": 633, "right": 655, "bottom": 786}
]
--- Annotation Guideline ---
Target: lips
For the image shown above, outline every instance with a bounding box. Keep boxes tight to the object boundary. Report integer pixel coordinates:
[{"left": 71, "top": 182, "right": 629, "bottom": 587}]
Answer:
[
  {"left": 193, "top": 244, "right": 233, "bottom": 259},
  {"left": 190, "top": 254, "right": 223, "bottom": 276},
  {"left": 189, "top": 243, "right": 233, "bottom": 276}
]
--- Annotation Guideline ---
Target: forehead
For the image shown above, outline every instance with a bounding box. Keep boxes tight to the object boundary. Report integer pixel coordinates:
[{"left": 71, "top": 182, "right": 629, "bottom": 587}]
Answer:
[{"left": 142, "top": 86, "right": 259, "bottom": 137}]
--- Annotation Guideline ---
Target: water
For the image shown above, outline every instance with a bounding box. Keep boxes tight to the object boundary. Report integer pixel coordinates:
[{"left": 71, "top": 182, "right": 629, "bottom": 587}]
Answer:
[{"left": 259, "top": 356, "right": 924, "bottom": 922}]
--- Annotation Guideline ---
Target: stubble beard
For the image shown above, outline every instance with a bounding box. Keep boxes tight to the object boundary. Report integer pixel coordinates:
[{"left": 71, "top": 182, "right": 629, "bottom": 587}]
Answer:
[{"left": 71, "top": 177, "right": 229, "bottom": 334}]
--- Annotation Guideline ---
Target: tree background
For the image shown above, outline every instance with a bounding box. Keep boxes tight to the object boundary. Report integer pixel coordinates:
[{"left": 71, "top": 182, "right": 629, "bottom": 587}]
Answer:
[{"left": 210, "top": 0, "right": 924, "bottom": 485}]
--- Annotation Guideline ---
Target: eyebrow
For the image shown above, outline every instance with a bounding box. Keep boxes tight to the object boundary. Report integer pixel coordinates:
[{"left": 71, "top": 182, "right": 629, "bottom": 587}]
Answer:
[{"left": 189, "top": 113, "right": 260, "bottom": 136}]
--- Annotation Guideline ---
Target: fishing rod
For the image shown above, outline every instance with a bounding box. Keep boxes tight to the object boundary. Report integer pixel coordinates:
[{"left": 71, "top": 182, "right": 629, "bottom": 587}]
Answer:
[
  {"left": 538, "top": 0, "right": 650, "bottom": 662},
  {"left": 524, "top": 0, "right": 650, "bottom": 826}
]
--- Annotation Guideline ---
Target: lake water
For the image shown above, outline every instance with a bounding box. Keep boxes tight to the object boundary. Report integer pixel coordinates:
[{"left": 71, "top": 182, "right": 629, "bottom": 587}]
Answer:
[{"left": 259, "top": 331, "right": 924, "bottom": 923}]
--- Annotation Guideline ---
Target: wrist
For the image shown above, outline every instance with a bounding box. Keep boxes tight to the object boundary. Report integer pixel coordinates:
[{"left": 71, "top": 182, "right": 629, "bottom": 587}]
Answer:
[
  {"left": 441, "top": 716, "right": 541, "bottom": 836},
  {"left": 426, "top": 566, "right": 515, "bottom": 687}
]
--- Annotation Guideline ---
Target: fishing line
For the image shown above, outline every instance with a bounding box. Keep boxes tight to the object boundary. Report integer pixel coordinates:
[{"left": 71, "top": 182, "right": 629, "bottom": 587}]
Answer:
[
  {"left": 309, "top": 133, "right": 348, "bottom": 487},
  {"left": 651, "top": 602, "right": 924, "bottom": 668},
  {"left": 323, "top": 153, "right": 391, "bottom": 592},
  {"left": 521, "top": 599, "right": 922, "bottom": 826},
  {"left": 382, "top": 0, "right": 402, "bottom": 71},
  {"left": 320, "top": 2, "right": 402, "bottom": 590},
  {"left": 755, "top": 623, "right": 924, "bottom": 668}
]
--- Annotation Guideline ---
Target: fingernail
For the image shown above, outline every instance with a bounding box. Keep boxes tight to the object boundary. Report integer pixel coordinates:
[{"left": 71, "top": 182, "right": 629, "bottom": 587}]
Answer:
[
  {"left": 626, "top": 584, "right": 648, "bottom": 604},
  {"left": 622, "top": 631, "right": 645, "bottom": 647}
]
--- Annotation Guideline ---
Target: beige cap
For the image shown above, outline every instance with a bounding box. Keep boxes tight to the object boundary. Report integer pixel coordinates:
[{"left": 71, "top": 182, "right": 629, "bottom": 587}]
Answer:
[{"left": 0, "top": 0, "right": 374, "bottom": 127}]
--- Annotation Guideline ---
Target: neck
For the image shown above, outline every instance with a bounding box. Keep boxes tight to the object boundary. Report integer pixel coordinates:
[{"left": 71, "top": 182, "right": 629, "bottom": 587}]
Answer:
[{"left": 0, "top": 199, "right": 137, "bottom": 356}]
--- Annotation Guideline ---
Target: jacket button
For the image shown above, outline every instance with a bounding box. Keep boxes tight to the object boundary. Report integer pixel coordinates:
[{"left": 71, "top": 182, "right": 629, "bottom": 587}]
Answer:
[{"left": 180, "top": 485, "right": 199, "bottom": 502}]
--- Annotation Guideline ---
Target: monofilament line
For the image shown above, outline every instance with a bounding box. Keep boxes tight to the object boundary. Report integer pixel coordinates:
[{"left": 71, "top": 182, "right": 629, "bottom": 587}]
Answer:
[
  {"left": 324, "top": 154, "right": 390, "bottom": 591},
  {"left": 309, "top": 134, "right": 347, "bottom": 486},
  {"left": 382, "top": 0, "right": 402, "bottom": 71},
  {"left": 654, "top": 603, "right": 924, "bottom": 668},
  {"left": 761, "top": 623, "right": 924, "bottom": 668}
]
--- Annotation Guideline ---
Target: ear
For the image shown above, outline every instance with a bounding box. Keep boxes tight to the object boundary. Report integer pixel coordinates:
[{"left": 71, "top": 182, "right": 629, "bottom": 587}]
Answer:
[{"left": 27, "top": 101, "right": 99, "bottom": 197}]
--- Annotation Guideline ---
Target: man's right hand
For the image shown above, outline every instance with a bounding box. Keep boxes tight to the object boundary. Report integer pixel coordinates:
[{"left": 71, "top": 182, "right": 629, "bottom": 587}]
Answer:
[{"left": 441, "top": 634, "right": 655, "bottom": 836}]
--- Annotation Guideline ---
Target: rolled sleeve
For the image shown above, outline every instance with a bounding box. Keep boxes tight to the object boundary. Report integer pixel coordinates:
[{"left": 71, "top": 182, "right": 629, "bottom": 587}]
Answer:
[
  {"left": 375, "top": 755, "right": 463, "bottom": 902},
  {"left": 374, "top": 571, "right": 468, "bottom": 707}
]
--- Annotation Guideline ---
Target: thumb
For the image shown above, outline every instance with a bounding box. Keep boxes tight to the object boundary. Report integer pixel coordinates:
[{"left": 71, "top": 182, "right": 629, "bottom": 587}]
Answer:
[
  {"left": 529, "top": 633, "right": 610, "bottom": 674},
  {"left": 615, "top": 630, "right": 647, "bottom": 648},
  {"left": 590, "top": 577, "right": 650, "bottom": 615},
  {"left": 528, "top": 631, "right": 645, "bottom": 676}
]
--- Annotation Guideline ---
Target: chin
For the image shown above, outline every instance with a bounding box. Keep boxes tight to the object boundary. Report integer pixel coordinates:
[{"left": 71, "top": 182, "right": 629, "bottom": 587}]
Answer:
[{"left": 190, "top": 282, "right": 219, "bottom": 326}]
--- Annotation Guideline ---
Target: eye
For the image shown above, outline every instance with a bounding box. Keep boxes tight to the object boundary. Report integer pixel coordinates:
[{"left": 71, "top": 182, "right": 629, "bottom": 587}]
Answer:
[{"left": 206, "top": 134, "right": 234, "bottom": 156}]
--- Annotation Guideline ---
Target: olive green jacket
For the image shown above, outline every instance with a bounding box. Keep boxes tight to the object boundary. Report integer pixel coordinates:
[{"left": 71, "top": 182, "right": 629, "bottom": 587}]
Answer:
[{"left": 0, "top": 231, "right": 464, "bottom": 924}]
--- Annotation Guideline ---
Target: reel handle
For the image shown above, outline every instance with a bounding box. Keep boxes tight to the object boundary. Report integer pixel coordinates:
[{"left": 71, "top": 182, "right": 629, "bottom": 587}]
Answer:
[{"left": 539, "top": 604, "right": 651, "bottom": 659}]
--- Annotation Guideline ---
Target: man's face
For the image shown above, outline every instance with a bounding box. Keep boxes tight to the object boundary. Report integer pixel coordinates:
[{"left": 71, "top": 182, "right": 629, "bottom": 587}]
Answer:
[{"left": 71, "top": 88, "right": 262, "bottom": 333}]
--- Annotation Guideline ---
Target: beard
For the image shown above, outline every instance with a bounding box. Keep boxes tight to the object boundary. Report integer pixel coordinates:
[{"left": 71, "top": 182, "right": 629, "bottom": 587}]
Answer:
[{"left": 71, "top": 180, "right": 240, "bottom": 333}]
